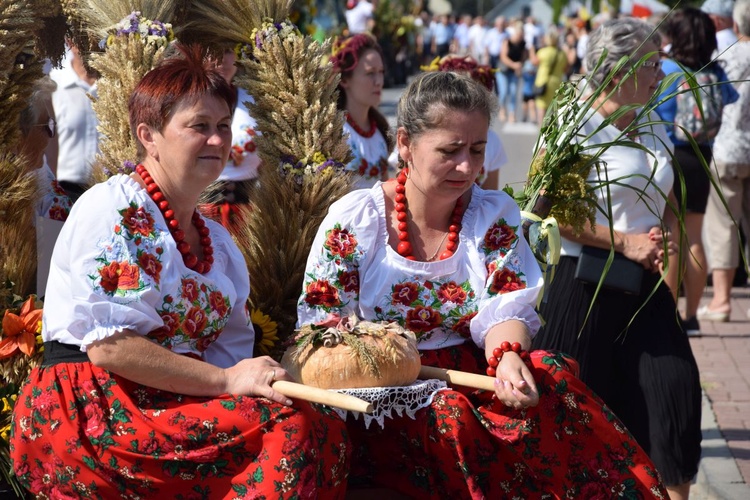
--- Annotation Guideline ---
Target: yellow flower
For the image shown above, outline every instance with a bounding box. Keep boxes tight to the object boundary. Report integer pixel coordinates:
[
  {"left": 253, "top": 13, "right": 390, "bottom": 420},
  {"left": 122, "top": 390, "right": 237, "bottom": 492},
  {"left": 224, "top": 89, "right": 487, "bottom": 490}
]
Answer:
[
  {"left": 0, "top": 423, "right": 10, "bottom": 444},
  {"left": 312, "top": 152, "right": 326, "bottom": 164},
  {"left": 251, "top": 309, "right": 278, "bottom": 356},
  {"left": 1, "top": 394, "right": 15, "bottom": 413}
]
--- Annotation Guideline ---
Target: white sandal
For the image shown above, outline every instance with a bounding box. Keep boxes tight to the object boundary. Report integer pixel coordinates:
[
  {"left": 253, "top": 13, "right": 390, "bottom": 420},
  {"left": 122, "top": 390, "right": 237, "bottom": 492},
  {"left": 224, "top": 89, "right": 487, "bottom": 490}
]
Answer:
[{"left": 696, "top": 305, "right": 729, "bottom": 322}]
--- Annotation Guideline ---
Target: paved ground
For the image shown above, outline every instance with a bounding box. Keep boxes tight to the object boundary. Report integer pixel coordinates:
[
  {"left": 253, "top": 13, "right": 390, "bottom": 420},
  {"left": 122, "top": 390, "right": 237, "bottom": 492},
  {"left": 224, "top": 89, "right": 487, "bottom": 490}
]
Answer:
[
  {"left": 686, "top": 288, "right": 750, "bottom": 499},
  {"left": 382, "top": 85, "right": 750, "bottom": 497}
]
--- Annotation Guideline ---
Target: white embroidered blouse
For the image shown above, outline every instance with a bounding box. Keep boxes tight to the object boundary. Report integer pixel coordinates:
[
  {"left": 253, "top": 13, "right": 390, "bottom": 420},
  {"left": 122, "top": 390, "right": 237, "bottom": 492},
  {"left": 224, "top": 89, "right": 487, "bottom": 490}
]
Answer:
[
  {"left": 42, "top": 175, "right": 253, "bottom": 368},
  {"left": 297, "top": 183, "right": 543, "bottom": 350},
  {"left": 218, "top": 88, "right": 260, "bottom": 182},
  {"left": 343, "top": 121, "right": 390, "bottom": 189},
  {"left": 35, "top": 161, "right": 72, "bottom": 221}
]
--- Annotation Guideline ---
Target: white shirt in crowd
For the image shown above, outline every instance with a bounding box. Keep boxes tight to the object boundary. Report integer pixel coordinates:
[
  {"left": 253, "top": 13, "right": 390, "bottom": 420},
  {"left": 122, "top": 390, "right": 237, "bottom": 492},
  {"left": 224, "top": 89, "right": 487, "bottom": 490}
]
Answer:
[
  {"left": 468, "top": 23, "right": 488, "bottom": 62},
  {"left": 49, "top": 62, "right": 99, "bottom": 185},
  {"left": 484, "top": 27, "right": 507, "bottom": 57},
  {"left": 716, "top": 28, "right": 738, "bottom": 54},
  {"left": 345, "top": 0, "right": 374, "bottom": 34},
  {"left": 560, "top": 108, "right": 674, "bottom": 257}
]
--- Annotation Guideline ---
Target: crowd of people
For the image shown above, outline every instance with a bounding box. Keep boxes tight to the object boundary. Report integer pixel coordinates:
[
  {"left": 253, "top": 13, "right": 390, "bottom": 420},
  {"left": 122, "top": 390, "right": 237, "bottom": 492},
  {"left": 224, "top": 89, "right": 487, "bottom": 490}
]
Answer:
[
  {"left": 7, "top": 0, "right": 750, "bottom": 497},
  {"left": 404, "top": 10, "right": 608, "bottom": 124}
]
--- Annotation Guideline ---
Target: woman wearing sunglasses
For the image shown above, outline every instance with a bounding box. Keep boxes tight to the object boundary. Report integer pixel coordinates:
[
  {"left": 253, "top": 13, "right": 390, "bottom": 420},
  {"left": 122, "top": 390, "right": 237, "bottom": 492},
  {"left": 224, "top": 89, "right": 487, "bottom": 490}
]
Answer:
[{"left": 18, "top": 75, "right": 72, "bottom": 222}]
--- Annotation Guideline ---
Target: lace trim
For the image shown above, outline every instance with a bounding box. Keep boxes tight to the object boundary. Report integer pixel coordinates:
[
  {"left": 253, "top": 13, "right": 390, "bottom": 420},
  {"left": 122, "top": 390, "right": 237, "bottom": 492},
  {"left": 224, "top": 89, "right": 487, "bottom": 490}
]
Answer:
[{"left": 332, "top": 379, "right": 448, "bottom": 429}]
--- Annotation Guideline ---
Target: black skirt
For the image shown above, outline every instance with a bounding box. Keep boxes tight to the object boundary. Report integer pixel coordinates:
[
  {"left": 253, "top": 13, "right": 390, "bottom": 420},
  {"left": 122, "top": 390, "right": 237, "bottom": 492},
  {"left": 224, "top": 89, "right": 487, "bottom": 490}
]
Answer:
[
  {"left": 534, "top": 255, "right": 702, "bottom": 486},
  {"left": 673, "top": 143, "right": 713, "bottom": 214}
]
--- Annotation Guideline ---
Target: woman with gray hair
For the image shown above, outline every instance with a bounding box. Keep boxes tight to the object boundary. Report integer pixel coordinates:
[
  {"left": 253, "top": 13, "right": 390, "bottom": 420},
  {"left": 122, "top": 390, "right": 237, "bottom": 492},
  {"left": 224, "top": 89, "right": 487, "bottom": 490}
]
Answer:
[
  {"left": 532, "top": 18, "right": 702, "bottom": 500},
  {"left": 18, "top": 75, "right": 72, "bottom": 221}
]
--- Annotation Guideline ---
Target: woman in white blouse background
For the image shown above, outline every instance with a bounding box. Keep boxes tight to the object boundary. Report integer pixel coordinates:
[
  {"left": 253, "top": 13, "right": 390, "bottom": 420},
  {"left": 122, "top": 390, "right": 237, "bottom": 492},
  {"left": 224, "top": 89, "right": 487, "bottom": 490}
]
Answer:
[{"left": 330, "top": 33, "right": 393, "bottom": 188}]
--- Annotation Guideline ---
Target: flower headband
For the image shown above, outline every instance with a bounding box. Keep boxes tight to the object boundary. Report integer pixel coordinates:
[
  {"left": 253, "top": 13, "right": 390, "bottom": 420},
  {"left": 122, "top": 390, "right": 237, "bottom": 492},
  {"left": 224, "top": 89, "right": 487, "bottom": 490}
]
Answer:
[
  {"left": 421, "top": 55, "right": 495, "bottom": 92},
  {"left": 330, "top": 33, "right": 379, "bottom": 74}
]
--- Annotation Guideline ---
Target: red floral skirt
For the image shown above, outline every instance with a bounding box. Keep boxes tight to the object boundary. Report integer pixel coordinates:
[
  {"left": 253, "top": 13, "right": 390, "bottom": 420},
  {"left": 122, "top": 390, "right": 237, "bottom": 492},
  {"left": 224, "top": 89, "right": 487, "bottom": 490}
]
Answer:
[
  {"left": 10, "top": 362, "right": 350, "bottom": 499},
  {"left": 348, "top": 345, "right": 668, "bottom": 499}
]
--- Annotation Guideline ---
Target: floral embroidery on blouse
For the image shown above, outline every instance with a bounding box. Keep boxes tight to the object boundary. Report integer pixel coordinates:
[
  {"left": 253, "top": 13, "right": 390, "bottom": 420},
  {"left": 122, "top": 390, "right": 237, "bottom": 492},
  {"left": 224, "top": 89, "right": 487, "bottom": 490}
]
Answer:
[
  {"left": 481, "top": 218, "right": 528, "bottom": 296},
  {"left": 349, "top": 154, "right": 388, "bottom": 180},
  {"left": 324, "top": 224, "right": 360, "bottom": 261},
  {"left": 301, "top": 223, "right": 364, "bottom": 312},
  {"left": 481, "top": 218, "right": 519, "bottom": 256},
  {"left": 89, "top": 202, "right": 165, "bottom": 298},
  {"left": 300, "top": 213, "right": 532, "bottom": 346},
  {"left": 375, "top": 278, "right": 479, "bottom": 342},
  {"left": 147, "top": 277, "right": 232, "bottom": 352},
  {"left": 117, "top": 202, "right": 156, "bottom": 239},
  {"left": 45, "top": 180, "right": 72, "bottom": 221},
  {"left": 230, "top": 126, "right": 258, "bottom": 166}
]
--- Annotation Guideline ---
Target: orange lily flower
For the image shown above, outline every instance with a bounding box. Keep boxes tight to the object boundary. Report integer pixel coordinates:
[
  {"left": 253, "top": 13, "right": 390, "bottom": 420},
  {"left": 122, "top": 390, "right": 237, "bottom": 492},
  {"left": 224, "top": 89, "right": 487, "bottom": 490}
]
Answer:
[{"left": 0, "top": 297, "right": 42, "bottom": 359}]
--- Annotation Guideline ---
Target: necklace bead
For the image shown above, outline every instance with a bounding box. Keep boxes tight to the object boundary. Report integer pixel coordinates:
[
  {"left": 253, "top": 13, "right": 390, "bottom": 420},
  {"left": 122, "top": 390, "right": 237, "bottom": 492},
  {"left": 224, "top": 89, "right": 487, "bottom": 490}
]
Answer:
[
  {"left": 136, "top": 164, "right": 213, "bottom": 274},
  {"left": 346, "top": 113, "right": 377, "bottom": 138},
  {"left": 394, "top": 168, "right": 464, "bottom": 261}
]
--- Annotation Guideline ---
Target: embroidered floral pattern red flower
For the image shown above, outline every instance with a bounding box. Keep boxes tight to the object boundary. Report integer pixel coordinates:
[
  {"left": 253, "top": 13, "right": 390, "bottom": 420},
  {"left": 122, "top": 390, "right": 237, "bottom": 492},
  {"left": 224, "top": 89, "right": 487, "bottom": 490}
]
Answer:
[
  {"left": 230, "top": 126, "right": 257, "bottom": 166},
  {"left": 47, "top": 203, "right": 69, "bottom": 222},
  {"left": 451, "top": 311, "right": 477, "bottom": 338},
  {"left": 38, "top": 176, "right": 72, "bottom": 221},
  {"left": 405, "top": 305, "right": 443, "bottom": 333},
  {"left": 350, "top": 154, "right": 388, "bottom": 181},
  {"left": 138, "top": 251, "right": 162, "bottom": 282},
  {"left": 209, "top": 291, "right": 229, "bottom": 317},
  {"left": 181, "top": 278, "right": 199, "bottom": 302},
  {"left": 148, "top": 278, "right": 232, "bottom": 353},
  {"left": 325, "top": 224, "right": 358, "bottom": 260},
  {"left": 303, "top": 279, "right": 342, "bottom": 309},
  {"left": 119, "top": 203, "right": 156, "bottom": 238},
  {"left": 95, "top": 260, "right": 143, "bottom": 294},
  {"left": 489, "top": 268, "right": 526, "bottom": 295},
  {"left": 338, "top": 270, "right": 360, "bottom": 294},
  {"left": 182, "top": 307, "right": 208, "bottom": 337},
  {"left": 392, "top": 282, "right": 419, "bottom": 306},
  {"left": 482, "top": 218, "right": 518, "bottom": 255},
  {"left": 436, "top": 282, "right": 467, "bottom": 305}
]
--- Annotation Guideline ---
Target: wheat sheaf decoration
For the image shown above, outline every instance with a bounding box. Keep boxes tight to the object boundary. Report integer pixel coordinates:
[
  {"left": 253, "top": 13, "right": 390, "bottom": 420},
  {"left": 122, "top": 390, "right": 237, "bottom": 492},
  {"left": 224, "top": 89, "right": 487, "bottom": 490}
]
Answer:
[
  {"left": 0, "top": 0, "right": 51, "bottom": 303},
  {"left": 186, "top": 0, "right": 354, "bottom": 360},
  {"left": 0, "top": 1, "right": 56, "bottom": 492},
  {"left": 67, "top": 0, "right": 188, "bottom": 182}
]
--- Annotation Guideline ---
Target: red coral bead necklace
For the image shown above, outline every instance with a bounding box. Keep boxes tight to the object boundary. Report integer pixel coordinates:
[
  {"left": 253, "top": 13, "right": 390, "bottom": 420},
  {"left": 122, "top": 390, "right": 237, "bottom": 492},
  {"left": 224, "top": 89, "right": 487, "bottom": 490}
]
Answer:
[
  {"left": 346, "top": 112, "right": 377, "bottom": 138},
  {"left": 395, "top": 168, "right": 464, "bottom": 261},
  {"left": 136, "top": 164, "right": 214, "bottom": 274}
]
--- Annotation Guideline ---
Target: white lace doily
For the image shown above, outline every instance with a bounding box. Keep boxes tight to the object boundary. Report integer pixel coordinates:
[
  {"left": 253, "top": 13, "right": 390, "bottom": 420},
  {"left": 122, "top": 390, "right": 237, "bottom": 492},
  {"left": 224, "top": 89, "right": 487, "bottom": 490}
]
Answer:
[{"left": 333, "top": 379, "right": 448, "bottom": 429}]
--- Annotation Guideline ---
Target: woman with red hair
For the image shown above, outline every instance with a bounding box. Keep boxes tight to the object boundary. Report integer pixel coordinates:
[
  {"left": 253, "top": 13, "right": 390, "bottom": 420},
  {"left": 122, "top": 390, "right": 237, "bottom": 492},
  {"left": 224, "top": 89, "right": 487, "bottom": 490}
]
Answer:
[{"left": 10, "top": 45, "right": 350, "bottom": 498}]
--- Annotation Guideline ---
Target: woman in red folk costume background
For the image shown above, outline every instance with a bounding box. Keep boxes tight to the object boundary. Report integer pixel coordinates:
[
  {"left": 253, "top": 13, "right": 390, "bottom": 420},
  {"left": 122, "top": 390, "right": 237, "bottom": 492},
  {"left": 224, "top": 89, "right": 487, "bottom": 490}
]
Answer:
[
  {"left": 297, "top": 71, "right": 667, "bottom": 498},
  {"left": 331, "top": 33, "right": 393, "bottom": 188},
  {"left": 10, "top": 45, "right": 350, "bottom": 499}
]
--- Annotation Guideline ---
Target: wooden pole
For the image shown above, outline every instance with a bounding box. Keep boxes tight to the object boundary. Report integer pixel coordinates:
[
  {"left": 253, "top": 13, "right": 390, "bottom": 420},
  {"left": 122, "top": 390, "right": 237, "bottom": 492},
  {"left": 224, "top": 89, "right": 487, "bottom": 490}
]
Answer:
[{"left": 272, "top": 380, "right": 374, "bottom": 413}]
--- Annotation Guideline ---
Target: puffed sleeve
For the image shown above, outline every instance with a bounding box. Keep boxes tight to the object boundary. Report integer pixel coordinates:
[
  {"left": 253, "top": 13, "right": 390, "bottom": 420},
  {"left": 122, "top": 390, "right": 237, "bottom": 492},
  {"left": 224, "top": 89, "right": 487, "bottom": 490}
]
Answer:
[
  {"left": 43, "top": 176, "right": 167, "bottom": 350},
  {"left": 202, "top": 223, "right": 254, "bottom": 367},
  {"left": 296, "top": 188, "right": 382, "bottom": 326},
  {"left": 468, "top": 189, "right": 544, "bottom": 348}
]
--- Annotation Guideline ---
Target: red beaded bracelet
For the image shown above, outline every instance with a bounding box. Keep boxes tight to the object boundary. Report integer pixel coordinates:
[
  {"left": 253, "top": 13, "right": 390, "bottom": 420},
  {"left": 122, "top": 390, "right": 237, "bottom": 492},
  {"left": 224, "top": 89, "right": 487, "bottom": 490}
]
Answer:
[{"left": 486, "top": 341, "right": 531, "bottom": 377}]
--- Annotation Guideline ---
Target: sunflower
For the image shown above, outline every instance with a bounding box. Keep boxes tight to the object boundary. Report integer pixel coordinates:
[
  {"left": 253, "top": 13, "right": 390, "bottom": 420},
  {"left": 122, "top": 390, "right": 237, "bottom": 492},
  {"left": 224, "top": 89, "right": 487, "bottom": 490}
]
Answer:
[{"left": 251, "top": 308, "right": 278, "bottom": 356}]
